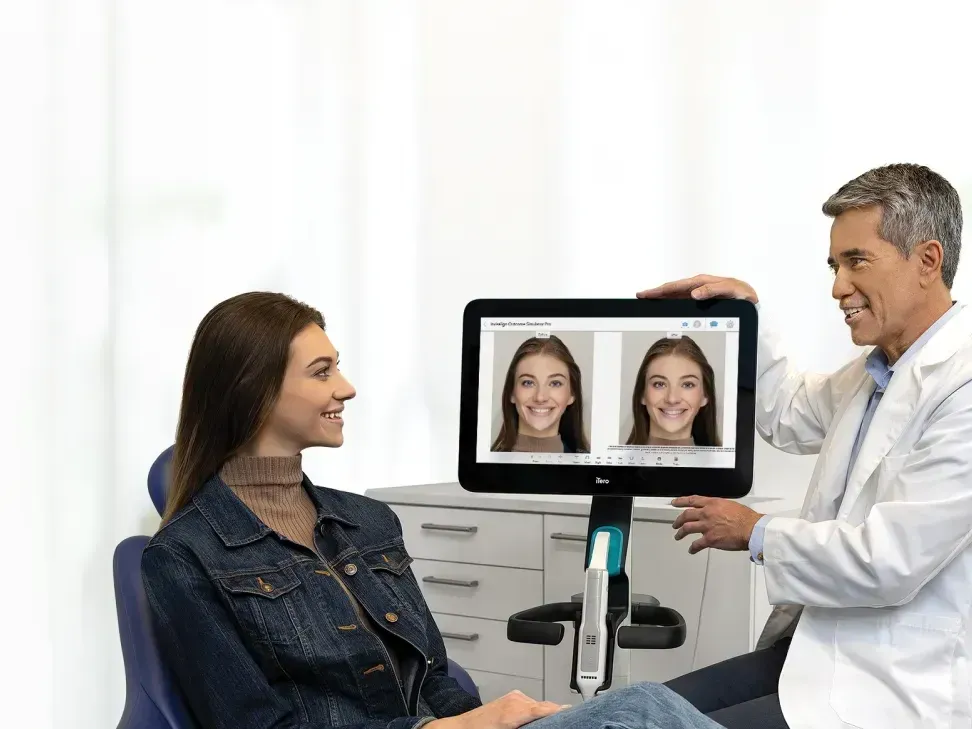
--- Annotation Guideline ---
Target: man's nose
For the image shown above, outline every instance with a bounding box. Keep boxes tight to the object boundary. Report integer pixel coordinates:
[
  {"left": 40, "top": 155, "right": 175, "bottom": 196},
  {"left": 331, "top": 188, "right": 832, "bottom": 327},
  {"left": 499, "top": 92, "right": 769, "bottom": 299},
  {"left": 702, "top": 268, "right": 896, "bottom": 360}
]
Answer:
[{"left": 832, "top": 270, "right": 854, "bottom": 300}]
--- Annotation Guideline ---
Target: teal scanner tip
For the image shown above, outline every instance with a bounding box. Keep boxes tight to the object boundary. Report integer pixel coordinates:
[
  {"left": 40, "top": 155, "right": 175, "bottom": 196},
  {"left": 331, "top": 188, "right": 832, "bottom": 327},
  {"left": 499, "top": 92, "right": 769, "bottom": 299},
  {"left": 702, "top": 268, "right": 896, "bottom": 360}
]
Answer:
[{"left": 587, "top": 525, "right": 624, "bottom": 576}]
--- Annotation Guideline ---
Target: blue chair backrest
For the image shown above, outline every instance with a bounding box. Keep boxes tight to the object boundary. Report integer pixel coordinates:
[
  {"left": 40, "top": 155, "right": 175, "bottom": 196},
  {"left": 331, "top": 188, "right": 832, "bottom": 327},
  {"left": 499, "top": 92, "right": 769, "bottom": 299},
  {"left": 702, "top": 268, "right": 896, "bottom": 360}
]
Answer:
[
  {"left": 113, "top": 535, "right": 198, "bottom": 729},
  {"left": 147, "top": 445, "right": 175, "bottom": 517}
]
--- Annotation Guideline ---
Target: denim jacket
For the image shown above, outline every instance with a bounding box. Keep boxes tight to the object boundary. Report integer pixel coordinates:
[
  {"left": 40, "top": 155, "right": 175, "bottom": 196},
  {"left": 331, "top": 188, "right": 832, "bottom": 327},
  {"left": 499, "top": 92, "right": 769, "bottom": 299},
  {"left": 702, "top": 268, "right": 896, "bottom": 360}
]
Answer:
[{"left": 141, "top": 473, "right": 482, "bottom": 729}]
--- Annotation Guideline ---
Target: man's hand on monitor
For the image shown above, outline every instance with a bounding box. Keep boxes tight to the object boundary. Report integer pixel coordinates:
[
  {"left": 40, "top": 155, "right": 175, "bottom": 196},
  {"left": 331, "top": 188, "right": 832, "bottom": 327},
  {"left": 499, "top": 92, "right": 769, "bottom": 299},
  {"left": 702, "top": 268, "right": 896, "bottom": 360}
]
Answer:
[
  {"left": 670, "top": 496, "right": 763, "bottom": 555},
  {"left": 637, "top": 275, "right": 758, "bottom": 304}
]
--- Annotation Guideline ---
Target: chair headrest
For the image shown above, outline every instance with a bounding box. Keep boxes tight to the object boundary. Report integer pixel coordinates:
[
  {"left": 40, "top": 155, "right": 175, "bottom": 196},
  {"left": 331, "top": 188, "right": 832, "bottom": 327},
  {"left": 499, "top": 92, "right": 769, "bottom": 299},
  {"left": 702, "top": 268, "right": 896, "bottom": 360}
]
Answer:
[{"left": 148, "top": 445, "right": 175, "bottom": 517}]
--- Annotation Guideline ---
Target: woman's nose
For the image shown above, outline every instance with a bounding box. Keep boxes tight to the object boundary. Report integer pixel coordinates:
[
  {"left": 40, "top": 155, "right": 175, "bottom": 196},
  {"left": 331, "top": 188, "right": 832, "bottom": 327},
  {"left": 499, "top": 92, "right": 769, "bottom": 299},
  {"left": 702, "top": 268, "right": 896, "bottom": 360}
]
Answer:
[{"left": 335, "top": 372, "right": 356, "bottom": 400}]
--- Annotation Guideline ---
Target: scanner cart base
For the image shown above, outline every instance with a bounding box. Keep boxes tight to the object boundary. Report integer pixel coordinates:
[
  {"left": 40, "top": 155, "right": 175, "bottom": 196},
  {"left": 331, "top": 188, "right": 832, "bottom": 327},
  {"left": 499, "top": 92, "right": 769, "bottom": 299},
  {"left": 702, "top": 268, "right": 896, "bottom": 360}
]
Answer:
[{"left": 506, "top": 495, "right": 688, "bottom": 699}]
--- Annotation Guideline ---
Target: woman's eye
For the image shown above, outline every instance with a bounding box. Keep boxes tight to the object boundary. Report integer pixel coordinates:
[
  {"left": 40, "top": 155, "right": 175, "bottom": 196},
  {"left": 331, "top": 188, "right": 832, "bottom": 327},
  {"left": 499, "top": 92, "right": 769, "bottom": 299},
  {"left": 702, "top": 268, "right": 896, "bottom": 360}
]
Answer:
[
  {"left": 315, "top": 368, "right": 331, "bottom": 379},
  {"left": 651, "top": 381, "right": 665, "bottom": 389},
  {"left": 520, "top": 379, "right": 534, "bottom": 388},
  {"left": 682, "top": 382, "right": 695, "bottom": 389},
  {"left": 550, "top": 380, "right": 563, "bottom": 388}
]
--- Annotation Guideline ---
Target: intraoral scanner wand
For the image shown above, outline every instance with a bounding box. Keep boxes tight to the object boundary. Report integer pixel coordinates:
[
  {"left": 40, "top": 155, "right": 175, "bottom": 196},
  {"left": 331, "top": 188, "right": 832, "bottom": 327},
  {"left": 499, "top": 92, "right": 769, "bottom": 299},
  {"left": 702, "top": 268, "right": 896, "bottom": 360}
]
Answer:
[{"left": 576, "top": 530, "right": 612, "bottom": 701}]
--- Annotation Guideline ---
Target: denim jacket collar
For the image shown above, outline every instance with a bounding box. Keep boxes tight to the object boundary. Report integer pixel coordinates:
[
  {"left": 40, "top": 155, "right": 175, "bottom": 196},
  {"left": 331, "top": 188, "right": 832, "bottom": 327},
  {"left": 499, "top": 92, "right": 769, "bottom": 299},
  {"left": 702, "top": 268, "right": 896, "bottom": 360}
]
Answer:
[{"left": 192, "top": 472, "right": 360, "bottom": 548}]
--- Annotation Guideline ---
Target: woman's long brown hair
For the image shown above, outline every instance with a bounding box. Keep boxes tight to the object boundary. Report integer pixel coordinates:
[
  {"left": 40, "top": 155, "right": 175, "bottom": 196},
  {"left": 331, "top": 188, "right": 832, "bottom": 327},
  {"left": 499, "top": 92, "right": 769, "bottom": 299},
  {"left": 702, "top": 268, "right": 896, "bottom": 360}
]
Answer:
[
  {"left": 491, "top": 335, "right": 590, "bottom": 453},
  {"left": 161, "top": 292, "right": 325, "bottom": 524},
  {"left": 626, "top": 335, "right": 721, "bottom": 447}
]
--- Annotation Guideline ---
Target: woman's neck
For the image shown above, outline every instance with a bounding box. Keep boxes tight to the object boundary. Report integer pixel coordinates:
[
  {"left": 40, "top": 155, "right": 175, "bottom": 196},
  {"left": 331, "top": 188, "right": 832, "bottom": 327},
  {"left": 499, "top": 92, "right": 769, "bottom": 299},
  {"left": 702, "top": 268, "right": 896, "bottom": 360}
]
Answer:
[
  {"left": 237, "top": 433, "right": 302, "bottom": 458},
  {"left": 517, "top": 423, "right": 559, "bottom": 439}
]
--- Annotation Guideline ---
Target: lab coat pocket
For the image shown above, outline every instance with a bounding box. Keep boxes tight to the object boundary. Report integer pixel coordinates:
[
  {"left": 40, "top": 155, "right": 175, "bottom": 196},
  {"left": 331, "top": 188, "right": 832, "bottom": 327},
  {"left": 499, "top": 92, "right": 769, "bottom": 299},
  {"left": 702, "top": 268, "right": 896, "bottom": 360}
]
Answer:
[{"left": 831, "top": 612, "right": 959, "bottom": 728}]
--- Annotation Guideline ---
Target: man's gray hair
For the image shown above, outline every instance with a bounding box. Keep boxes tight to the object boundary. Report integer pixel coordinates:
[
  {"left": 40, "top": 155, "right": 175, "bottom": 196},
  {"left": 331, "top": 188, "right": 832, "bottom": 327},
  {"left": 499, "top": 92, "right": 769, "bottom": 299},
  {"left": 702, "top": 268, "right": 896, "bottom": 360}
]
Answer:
[{"left": 822, "top": 163, "right": 963, "bottom": 288}]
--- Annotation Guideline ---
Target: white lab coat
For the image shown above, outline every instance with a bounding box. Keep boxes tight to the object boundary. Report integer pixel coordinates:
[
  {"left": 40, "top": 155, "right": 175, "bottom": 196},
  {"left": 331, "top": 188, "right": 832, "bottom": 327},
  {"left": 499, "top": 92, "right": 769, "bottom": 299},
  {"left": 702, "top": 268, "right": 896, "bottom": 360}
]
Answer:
[{"left": 755, "top": 303, "right": 972, "bottom": 729}]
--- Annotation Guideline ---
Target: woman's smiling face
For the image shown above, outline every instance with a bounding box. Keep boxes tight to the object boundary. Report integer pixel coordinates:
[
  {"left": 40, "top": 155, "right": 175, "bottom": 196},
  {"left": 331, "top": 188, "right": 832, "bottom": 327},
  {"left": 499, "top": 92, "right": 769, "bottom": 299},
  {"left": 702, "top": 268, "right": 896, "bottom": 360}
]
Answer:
[
  {"left": 511, "top": 353, "right": 575, "bottom": 438},
  {"left": 642, "top": 353, "right": 708, "bottom": 441}
]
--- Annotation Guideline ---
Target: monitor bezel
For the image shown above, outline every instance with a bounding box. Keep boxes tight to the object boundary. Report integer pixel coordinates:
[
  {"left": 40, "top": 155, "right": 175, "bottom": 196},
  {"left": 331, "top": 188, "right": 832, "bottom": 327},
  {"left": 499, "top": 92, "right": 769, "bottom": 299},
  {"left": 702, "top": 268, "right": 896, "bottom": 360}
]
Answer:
[{"left": 458, "top": 298, "right": 757, "bottom": 499}]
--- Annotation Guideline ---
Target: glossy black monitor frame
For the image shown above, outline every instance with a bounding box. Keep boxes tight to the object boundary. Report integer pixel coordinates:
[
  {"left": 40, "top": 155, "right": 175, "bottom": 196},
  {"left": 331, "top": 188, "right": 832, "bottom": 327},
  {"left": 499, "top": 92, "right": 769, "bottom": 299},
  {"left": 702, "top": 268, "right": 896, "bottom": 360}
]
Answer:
[{"left": 458, "top": 298, "right": 757, "bottom": 499}]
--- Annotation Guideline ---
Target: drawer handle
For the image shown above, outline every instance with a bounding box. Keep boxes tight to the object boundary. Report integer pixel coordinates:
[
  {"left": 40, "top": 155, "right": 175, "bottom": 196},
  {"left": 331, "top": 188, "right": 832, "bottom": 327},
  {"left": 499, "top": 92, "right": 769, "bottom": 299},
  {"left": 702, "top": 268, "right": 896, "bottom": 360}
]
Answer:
[
  {"left": 421, "top": 523, "right": 478, "bottom": 534},
  {"left": 549, "top": 532, "right": 586, "bottom": 542},
  {"left": 423, "top": 576, "right": 480, "bottom": 588},
  {"left": 441, "top": 631, "right": 480, "bottom": 642}
]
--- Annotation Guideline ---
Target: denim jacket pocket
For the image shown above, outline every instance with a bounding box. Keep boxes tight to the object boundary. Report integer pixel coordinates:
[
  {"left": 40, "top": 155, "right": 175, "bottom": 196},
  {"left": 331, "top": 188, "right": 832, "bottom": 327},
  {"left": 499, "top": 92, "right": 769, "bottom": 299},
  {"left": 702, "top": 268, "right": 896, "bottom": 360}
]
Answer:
[
  {"left": 217, "top": 566, "right": 305, "bottom": 646},
  {"left": 361, "top": 543, "right": 424, "bottom": 611},
  {"left": 362, "top": 543, "right": 414, "bottom": 576}
]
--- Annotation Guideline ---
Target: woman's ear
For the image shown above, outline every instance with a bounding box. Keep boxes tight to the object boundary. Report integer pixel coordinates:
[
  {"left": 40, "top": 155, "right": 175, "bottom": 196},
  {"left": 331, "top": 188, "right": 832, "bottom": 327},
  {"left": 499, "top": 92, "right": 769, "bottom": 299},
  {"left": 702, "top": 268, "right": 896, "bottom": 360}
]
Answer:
[{"left": 701, "top": 395, "right": 709, "bottom": 408}]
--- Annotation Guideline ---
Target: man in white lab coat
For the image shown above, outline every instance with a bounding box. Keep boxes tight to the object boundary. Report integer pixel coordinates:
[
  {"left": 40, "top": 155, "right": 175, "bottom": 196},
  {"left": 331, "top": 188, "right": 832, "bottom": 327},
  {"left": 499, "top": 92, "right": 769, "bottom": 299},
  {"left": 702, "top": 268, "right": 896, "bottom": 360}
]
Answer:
[{"left": 638, "top": 163, "right": 972, "bottom": 729}]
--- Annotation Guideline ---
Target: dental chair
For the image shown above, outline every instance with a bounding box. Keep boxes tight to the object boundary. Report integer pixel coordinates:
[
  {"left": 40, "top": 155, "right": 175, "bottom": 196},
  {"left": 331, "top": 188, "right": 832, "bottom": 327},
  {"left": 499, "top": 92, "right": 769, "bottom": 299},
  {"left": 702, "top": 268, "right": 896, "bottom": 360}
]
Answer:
[{"left": 113, "top": 446, "right": 479, "bottom": 729}]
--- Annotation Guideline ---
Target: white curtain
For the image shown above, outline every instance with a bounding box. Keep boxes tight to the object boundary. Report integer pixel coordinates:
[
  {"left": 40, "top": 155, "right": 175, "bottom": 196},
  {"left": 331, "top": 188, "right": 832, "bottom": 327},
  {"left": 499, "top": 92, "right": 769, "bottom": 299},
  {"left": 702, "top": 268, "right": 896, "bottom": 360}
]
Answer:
[{"left": 3, "top": 2, "right": 972, "bottom": 727}]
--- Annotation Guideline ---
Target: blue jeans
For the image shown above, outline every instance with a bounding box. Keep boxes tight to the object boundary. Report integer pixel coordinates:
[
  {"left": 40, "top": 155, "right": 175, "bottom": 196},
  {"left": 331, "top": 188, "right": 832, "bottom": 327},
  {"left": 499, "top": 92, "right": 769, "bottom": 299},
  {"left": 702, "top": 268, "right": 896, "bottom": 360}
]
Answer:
[{"left": 528, "top": 682, "right": 725, "bottom": 729}]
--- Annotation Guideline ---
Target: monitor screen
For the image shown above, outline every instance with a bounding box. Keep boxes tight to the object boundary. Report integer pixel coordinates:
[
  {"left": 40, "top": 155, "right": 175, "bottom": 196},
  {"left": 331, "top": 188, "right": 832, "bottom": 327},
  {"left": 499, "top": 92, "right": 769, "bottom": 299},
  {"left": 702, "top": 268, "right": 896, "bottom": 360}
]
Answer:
[{"left": 458, "top": 299, "right": 757, "bottom": 498}]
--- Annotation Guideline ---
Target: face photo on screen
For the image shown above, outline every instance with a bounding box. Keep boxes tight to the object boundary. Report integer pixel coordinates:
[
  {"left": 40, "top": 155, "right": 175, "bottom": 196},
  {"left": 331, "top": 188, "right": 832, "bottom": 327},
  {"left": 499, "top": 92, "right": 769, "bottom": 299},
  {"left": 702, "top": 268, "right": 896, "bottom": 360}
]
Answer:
[
  {"left": 490, "top": 333, "right": 592, "bottom": 454},
  {"left": 622, "top": 334, "right": 722, "bottom": 447}
]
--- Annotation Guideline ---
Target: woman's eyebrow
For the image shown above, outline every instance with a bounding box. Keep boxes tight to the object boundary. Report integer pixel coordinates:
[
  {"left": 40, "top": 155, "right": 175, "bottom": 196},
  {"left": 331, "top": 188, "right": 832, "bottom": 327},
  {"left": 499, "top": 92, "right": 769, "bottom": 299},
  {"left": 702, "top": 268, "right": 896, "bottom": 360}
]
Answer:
[
  {"left": 306, "top": 355, "right": 335, "bottom": 368},
  {"left": 679, "top": 373, "right": 700, "bottom": 380}
]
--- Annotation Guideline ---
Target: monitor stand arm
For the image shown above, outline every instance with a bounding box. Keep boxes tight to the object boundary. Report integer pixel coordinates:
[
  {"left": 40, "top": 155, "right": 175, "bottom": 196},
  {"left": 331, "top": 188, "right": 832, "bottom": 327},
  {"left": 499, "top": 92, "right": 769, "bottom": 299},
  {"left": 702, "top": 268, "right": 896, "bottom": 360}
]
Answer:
[{"left": 507, "top": 496, "right": 687, "bottom": 701}]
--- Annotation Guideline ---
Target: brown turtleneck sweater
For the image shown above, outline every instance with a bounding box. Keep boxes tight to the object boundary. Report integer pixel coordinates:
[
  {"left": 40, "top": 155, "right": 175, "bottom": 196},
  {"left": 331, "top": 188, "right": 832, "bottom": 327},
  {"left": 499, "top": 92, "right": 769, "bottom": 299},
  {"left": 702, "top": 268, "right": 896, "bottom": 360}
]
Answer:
[
  {"left": 220, "top": 455, "right": 317, "bottom": 548},
  {"left": 648, "top": 434, "right": 694, "bottom": 446},
  {"left": 220, "top": 455, "right": 406, "bottom": 688},
  {"left": 512, "top": 433, "right": 564, "bottom": 453}
]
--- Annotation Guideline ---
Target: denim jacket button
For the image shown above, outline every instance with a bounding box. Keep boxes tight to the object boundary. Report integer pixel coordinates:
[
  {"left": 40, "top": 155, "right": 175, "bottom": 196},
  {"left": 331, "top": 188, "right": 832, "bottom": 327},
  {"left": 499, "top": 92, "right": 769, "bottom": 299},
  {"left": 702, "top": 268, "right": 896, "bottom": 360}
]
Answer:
[
  {"left": 344, "top": 564, "right": 358, "bottom": 576},
  {"left": 385, "top": 612, "right": 399, "bottom": 623}
]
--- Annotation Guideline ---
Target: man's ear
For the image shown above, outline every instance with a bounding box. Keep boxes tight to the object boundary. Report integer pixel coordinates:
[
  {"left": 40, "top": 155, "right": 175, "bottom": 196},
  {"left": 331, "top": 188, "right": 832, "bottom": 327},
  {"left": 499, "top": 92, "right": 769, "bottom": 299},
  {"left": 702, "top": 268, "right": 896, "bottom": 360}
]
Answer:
[{"left": 915, "top": 239, "right": 945, "bottom": 286}]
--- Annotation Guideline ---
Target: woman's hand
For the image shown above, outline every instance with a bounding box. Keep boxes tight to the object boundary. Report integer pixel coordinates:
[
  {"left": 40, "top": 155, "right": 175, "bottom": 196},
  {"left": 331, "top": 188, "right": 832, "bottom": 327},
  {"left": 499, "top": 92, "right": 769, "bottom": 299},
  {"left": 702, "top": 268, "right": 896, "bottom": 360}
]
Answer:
[{"left": 425, "top": 690, "right": 568, "bottom": 729}]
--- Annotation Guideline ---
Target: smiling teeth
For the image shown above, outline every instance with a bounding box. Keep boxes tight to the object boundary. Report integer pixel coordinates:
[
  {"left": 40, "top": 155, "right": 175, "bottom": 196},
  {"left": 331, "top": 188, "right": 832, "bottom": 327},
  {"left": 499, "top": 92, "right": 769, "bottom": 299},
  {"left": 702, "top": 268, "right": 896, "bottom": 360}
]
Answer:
[
  {"left": 662, "top": 409, "right": 685, "bottom": 417},
  {"left": 324, "top": 412, "right": 341, "bottom": 419},
  {"left": 529, "top": 407, "right": 552, "bottom": 414},
  {"left": 844, "top": 306, "right": 866, "bottom": 317}
]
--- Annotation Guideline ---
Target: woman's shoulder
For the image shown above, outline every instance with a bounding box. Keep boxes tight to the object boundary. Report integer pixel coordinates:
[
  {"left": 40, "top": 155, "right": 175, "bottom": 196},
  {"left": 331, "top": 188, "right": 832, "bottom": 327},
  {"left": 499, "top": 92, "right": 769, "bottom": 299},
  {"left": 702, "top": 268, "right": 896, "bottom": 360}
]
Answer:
[{"left": 143, "top": 502, "right": 209, "bottom": 564}]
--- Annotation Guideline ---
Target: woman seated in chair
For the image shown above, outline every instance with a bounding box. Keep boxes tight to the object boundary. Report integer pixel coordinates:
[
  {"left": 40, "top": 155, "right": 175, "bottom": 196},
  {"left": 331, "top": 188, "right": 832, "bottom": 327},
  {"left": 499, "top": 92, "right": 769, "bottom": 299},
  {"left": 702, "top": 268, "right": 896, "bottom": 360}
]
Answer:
[{"left": 142, "top": 291, "right": 724, "bottom": 729}]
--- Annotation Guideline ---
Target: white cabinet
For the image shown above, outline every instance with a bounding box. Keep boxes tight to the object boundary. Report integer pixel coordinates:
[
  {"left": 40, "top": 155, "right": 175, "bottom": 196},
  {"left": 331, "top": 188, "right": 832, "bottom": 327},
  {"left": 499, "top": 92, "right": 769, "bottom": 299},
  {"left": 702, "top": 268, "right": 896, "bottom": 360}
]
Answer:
[{"left": 366, "top": 485, "right": 795, "bottom": 703}]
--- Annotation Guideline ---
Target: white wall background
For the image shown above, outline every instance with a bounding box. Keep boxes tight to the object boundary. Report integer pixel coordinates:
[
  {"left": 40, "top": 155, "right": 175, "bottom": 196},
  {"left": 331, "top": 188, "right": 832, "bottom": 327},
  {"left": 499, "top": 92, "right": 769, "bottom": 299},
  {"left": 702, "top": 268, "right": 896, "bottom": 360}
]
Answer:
[{"left": 3, "top": 1, "right": 972, "bottom": 727}]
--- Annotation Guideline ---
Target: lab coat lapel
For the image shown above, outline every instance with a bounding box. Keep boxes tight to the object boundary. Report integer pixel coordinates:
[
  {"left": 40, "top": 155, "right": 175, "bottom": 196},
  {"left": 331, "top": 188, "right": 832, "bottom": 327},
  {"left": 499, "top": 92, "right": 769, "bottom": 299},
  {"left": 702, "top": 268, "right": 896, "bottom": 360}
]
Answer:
[
  {"left": 802, "top": 379, "right": 874, "bottom": 522},
  {"left": 838, "top": 369, "right": 919, "bottom": 517},
  {"left": 838, "top": 305, "right": 972, "bottom": 517}
]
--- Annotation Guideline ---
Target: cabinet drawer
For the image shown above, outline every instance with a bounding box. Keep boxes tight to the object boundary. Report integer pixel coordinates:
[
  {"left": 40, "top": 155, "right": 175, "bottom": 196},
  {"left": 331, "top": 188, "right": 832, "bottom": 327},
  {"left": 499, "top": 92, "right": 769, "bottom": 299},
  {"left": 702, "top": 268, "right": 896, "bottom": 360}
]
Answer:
[
  {"left": 412, "top": 559, "right": 542, "bottom": 622},
  {"left": 432, "top": 613, "right": 543, "bottom": 680},
  {"left": 394, "top": 505, "right": 543, "bottom": 569},
  {"left": 542, "top": 515, "right": 590, "bottom": 603},
  {"left": 466, "top": 670, "right": 544, "bottom": 704}
]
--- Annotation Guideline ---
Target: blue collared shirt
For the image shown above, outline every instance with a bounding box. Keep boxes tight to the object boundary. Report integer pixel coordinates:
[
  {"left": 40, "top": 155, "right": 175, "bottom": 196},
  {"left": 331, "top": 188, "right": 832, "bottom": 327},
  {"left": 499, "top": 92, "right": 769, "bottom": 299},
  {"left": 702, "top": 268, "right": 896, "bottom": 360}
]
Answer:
[{"left": 749, "top": 302, "right": 962, "bottom": 564}]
